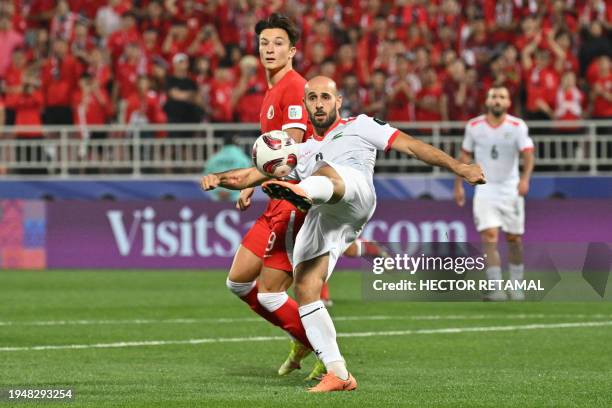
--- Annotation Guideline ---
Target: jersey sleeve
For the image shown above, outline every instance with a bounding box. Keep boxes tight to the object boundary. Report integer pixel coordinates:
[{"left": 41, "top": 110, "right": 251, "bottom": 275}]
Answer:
[
  {"left": 461, "top": 124, "right": 475, "bottom": 153},
  {"left": 355, "top": 114, "right": 400, "bottom": 152},
  {"left": 516, "top": 121, "right": 534, "bottom": 152},
  {"left": 280, "top": 82, "right": 308, "bottom": 132}
]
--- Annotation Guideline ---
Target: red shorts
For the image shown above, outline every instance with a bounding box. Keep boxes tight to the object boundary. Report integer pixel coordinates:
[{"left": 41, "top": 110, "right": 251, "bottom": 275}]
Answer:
[{"left": 242, "top": 198, "right": 306, "bottom": 273}]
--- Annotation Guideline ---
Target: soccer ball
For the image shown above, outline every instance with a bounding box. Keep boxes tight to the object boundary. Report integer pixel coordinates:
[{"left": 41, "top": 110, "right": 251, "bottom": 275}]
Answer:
[{"left": 252, "top": 130, "right": 298, "bottom": 178}]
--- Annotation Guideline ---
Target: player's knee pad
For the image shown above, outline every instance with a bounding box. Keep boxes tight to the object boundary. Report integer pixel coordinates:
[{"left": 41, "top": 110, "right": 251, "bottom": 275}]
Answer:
[
  {"left": 226, "top": 278, "right": 255, "bottom": 298},
  {"left": 257, "top": 291, "right": 288, "bottom": 312}
]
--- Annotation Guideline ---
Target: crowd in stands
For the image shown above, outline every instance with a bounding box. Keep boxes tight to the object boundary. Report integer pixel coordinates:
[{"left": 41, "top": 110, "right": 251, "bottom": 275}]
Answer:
[{"left": 0, "top": 0, "right": 610, "bottom": 143}]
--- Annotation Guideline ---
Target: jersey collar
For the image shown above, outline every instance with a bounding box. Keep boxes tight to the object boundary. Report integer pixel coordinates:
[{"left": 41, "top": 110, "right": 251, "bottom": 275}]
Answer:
[{"left": 312, "top": 117, "right": 343, "bottom": 141}]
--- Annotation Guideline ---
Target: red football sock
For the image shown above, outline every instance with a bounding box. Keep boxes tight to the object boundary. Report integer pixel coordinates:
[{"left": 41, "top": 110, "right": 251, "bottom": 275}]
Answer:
[
  {"left": 271, "top": 297, "right": 312, "bottom": 350},
  {"left": 240, "top": 282, "right": 283, "bottom": 327}
]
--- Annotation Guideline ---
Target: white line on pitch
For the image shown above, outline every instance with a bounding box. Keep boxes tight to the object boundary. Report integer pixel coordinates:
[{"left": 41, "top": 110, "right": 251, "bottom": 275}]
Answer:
[
  {"left": 1, "top": 313, "right": 612, "bottom": 327},
  {"left": 1, "top": 320, "right": 611, "bottom": 352}
]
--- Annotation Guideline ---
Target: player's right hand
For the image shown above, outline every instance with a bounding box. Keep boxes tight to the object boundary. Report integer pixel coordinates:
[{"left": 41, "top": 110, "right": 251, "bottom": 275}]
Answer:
[
  {"left": 454, "top": 185, "right": 465, "bottom": 207},
  {"left": 459, "top": 163, "right": 486, "bottom": 186},
  {"left": 201, "top": 174, "right": 220, "bottom": 191},
  {"left": 236, "top": 187, "right": 255, "bottom": 211}
]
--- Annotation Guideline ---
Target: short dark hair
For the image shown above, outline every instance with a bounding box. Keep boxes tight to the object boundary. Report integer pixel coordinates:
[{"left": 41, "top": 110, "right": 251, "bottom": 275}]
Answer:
[{"left": 255, "top": 13, "right": 300, "bottom": 46}]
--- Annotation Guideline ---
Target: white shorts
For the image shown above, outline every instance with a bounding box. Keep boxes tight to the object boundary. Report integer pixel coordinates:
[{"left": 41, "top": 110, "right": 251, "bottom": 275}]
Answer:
[
  {"left": 473, "top": 194, "right": 525, "bottom": 235},
  {"left": 292, "top": 162, "right": 376, "bottom": 280}
]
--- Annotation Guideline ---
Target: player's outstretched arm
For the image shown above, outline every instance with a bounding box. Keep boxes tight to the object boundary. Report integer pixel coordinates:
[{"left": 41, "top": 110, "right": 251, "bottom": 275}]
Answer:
[
  {"left": 201, "top": 167, "right": 269, "bottom": 191},
  {"left": 389, "top": 131, "right": 486, "bottom": 185}
]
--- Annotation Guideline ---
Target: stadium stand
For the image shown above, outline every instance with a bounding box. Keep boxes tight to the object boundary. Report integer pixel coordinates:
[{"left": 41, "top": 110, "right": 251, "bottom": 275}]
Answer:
[{"left": 0, "top": 0, "right": 610, "bottom": 175}]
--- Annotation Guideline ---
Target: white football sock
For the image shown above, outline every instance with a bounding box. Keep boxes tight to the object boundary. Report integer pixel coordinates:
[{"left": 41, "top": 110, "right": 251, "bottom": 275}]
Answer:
[
  {"left": 352, "top": 238, "right": 364, "bottom": 257},
  {"left": 299, "top": 300, "right": 348, "bottom": 380},
  {"left": 298, "top": 176, "right": 334, "bottom": 204},
  {"left": 225, "top": 278, "right": 255, "bottom": 297},
  {"left": 509, "top": 264, "right": 524, "bottom": 282},
  {"left": 486, "top": 265, "right": 502, "bottom": 281},
  {"left": 257, "top": 292, "right": 289, "bottom": 312}
]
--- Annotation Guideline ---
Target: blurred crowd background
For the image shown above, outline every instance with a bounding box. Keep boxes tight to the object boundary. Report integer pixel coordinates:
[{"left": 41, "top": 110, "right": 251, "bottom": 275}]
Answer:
[{"left": 0, "top": 0, "right": 610, "bottom": 137}]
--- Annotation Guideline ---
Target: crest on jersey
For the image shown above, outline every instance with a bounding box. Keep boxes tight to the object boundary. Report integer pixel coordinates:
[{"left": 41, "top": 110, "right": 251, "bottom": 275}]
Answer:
[
  {"left": 267, "top": 105, "right": 274, "bottom": 119},
  {"left": 288, "top": 105, "right": 302, "bottom": 120}
]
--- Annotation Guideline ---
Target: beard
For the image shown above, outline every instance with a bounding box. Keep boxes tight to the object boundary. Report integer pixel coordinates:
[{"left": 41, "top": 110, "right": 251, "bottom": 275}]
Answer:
[
  {"left": 309, "top": 108, "right": 337, "bottom": 130},
  {"left": 488, "top": 105, "right": 506, "bottom": 117}
]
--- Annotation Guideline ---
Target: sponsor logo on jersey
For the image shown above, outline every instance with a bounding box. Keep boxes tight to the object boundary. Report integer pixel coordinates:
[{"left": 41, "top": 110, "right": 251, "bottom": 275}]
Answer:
[
  {"left": 288, "top": 105, "right": 302, "bottom": 120},
  {"left": 267, "top": 105, "right": 274, "bottom": 119}
]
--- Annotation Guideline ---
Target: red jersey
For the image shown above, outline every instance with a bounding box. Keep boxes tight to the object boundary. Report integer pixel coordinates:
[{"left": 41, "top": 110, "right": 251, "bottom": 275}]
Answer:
[{"left": 259, "top": 69, "right": 309, "bottom": 135}]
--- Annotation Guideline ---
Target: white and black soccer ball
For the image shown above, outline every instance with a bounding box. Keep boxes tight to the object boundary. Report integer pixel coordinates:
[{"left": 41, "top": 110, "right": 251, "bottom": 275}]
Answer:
[{"left": 252, "top": 130, "right": 298, "bottom": 178}]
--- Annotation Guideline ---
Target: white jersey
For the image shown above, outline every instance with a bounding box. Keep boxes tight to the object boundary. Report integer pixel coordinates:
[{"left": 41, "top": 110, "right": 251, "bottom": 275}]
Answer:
[
  {"left": 462, "top": 114, "right": 533, "bottom": 198},
  {"left": 290, "top": 114, "right": 399, "bottom": 183}
]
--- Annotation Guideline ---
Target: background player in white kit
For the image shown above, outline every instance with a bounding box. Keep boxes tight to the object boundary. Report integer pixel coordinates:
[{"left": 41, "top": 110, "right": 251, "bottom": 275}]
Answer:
[
  {"left": 454, "top": 85, "right": 535, "bottom": 301},
  {"left": 202, "top": 76, "right": 485, "bottom": 392}
]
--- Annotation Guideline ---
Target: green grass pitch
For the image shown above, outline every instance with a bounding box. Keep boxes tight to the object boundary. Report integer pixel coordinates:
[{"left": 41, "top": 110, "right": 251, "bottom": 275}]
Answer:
[{"left": 1, "top": 270, "right": 611, "bottom": 407}]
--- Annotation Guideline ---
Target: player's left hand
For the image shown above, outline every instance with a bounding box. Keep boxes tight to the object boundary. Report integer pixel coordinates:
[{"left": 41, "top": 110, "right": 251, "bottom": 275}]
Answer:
[
  {"left": 458, "top": 163, "right": 486, "bottom": 185},
  {"left": 518, "top": 178, "right": 530, "bottom": 196},
  {"left": 201, "top": 174, "right": 220, "bottom": 191}
]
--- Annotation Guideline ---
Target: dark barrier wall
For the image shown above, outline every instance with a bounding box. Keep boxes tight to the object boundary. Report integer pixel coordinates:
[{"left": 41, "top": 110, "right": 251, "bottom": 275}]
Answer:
[{"left": 1, "top": 199, "right": 610, "bottom": 269}]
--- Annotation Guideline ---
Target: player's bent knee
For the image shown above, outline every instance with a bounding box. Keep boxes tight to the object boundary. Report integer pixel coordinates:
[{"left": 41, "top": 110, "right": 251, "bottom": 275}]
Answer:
[
  {"left": 257, "top": 291, "right": 288, "bottom": 312},
  {"left": 480, "top": 228, "right": 499, "bottom": 243},
  {"left": 226, "top": 278, "right": 255, "bottom": 297}
]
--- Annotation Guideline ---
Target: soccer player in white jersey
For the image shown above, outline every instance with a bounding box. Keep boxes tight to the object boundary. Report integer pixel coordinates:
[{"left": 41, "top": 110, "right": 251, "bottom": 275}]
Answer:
[
  {"left": 454, "top": 85, "right": 535, "bottom": 301},
  {"left": 201, "top": 76, "right": 485, "bottom": 392}
]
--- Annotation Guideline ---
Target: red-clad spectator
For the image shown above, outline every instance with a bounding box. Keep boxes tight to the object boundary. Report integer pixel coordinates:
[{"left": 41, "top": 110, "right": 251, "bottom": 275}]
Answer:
[
  {"left": 238, "top": 12, "right": 258, "bottom": 55},
  {"left": 549, "top": 30, "right": 579, "bottom": 75},
  {"left": 233, "top": 56, "right": 266, "bottom": 123},
  {"left": 0, "top": 14, "right": 24, "bottom": 78},
  {"left": 305, "top": 19, "right": 336, "bottom": 60},
  {"left": 522, "top": 44, "right": 560, "bottom": 120},
  {"left": 107, "top": 11, "right": 140, "bottom": 62},
  {"left": 86, "top": 47, "right": 112, "bottom": 92},
  {"left": 388, "top": 0, "right": 428, "bottom": 41},
  {"left": 26, "top": 0, "right": 56, "bottom": 29},
  {"left": 11, "top": 73, "right": 44, "bottom": 138},
  {"left": 1, "top": 1, "right": 26, "bottom": 33},
  {"left": 302, "top": 42, "right": 327, "bottom": 79},
  {"left": 50, "top": 0, "right": 78, "bottom": 41},
  {"left": 387, "top": 54, "right": 418, "bottom": 122},
  {"left": 555, "top": 71, "right": 584, "bottom": 121},
  {"left": 483, "top": 0, "right": 519, "bottom": 44},
  {"left": 28, "top": 28, "right": 49, "bottom": 62},
  {"left": 363, "top": 69, "right": 387, "bottom": 118},
  {"left": 463, "top": 18, "right": 491, "bottom": 75},
  {"left": 590, "top": 56, "right": 612, "bottom": 119},
  {"left": 114, "top": 42, "right": 148, "bottom": 102},
  {"left": 515, "top": 15, "right": 544, "bottom": 52},
  {"left": 187, "top": 24, "right": 225, "bottom": 70},
  {"left": 140, "top": 0, "right": 169, "bottom": 38},
  {"left": 442, "top": 59, "right": 468, "bottom": 121},
  {"left": 95, "top": 0, "right": 129, "bottom": 38},
  {"left": 70, "top": 18, "right": 97, "bottom": 63},
  {"left": 40, "top": 38, "right": 81, "bottom": 125},
  {"left": 162, "top": 19, "right": 196, "bottom": 62},
  {"left": 415, "top": 68, "right": 443, "bottom": 122},
  {"left": 3, "top": 48, "right": 27, "bottom": 125},
  {"left": 141, "top": 28, "right": 162, "bottom": 62},
  {"left": 543, "top": 0, "right": 578, "bottom": 33},
  {"left": 209, "top": 63, "right": 235, "bottom": 123},
  {"left": 335, "top": 44, "right": 367, "bottom": 86},
  {"left": 124, "top": 76, "right": 167, "bottom": 132},
  {"left": 175, "top": 0, "right": 203, "bottom": 38},
  {"left": 72, "top": 73, "right": 112, "bottom": 129},
  {"left": 339, "top": 73, "right": 366, "bottom": 118}
]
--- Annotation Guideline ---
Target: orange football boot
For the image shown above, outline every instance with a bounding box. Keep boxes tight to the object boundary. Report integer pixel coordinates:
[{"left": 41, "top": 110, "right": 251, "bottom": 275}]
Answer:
[{"left": 308, "top": 372, "right": 357, "bottom": 393}]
